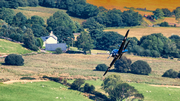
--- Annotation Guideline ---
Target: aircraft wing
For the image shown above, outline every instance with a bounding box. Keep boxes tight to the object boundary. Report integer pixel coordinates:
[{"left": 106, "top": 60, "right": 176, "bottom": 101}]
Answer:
[
  {"left": 103, "top": 30, "right": 130, "bottom": 76},
  {"left": 103, "top": 53, "right": 123, "bottom": 76},
  {"left": 118, "top": 30, "right": 130, "bottom": 55}
]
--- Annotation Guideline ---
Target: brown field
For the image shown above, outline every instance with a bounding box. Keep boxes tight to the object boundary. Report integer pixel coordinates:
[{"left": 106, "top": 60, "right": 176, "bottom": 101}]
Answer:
[
  {"left": 87, "top": 0, "right": 180, "bottom": 11},
  {"left": 1, "top": 53, "right": 180, "bottom": 85},
  {"left": 104, "top": 27, "right": 180, "bottom": 40}
]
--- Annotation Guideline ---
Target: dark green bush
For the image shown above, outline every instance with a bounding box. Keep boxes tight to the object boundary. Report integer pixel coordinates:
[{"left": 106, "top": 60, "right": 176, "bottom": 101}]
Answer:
[
  {"left": 30, "top": 45, "right": 39, "bottom": 51},
  {"left": 84, "top": 83, "right": 95, "bottom": 93},
  {"left": 178, "top": 71, "right": 180, "bottom": 78},
  {"left": 5, "top": 54, "right": 24, "bottom": 66},
  {"left": 162, "top": 69, "right": 178, "bottom": 78},
  {"left": 20, "top": 77, "right": 36, "bottom": 80},
  {"left": 131, "top": 60, "right": 151, "bottom": 75},
  {"left": 55, "top": 48, "right": 63, "bottom": 54},
  {"left": 114, "top": 56, "right": 132, "bottom": 73},
  {"left": 70, "top": 79, "right": 85, "bottom": 90},
  {"left": 95, "top": 64, "right": 108, "bottom": 71}
]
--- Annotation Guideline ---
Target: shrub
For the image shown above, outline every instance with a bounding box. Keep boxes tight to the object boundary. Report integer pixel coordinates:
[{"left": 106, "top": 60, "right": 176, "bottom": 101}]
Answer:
[
  {"left": 30, "top": 45, "right": 39, "bottom": 51},
  {"left": 162, "top": 69, "right": 178, "bottom": 78},
  {"left": 130, "top": 60, "right": 151, "bottom": 75},
  {"left": 95, "top": 64, "right": 108, "bottom": 71},
  {"left": 55, "top": 48, "right": 63, "bottom": 54},
  {"left": 84, "top": 83, "right": 95, "bottom": 93},
  {"left": 5, "top": 54, "right": 24, "bottom": 66},
  {"left": 178, "top": 71, "right": 180, "bottom": 78},
  {"left": 114, "top": 56, "right": 132, "bottom": 73},
  {"left": 70, "top": 79, "right": 85, "bottom": 90},
  {"left": 20, "top": 77, "right": 35, "bottom": 80}
]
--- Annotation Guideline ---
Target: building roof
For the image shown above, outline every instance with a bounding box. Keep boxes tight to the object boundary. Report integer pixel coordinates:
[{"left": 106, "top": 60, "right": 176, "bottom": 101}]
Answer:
[{"left": 41, "top": 31, "right": 57, "bottom": 42}]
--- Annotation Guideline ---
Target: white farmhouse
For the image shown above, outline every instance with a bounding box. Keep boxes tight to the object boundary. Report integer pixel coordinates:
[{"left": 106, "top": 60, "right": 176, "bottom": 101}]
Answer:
[
  {"left": 41, "top": 31, "right": 67, "bottom": 52},
  {"left": 41, "top": 31, "right": 58, "bottom": 47}
]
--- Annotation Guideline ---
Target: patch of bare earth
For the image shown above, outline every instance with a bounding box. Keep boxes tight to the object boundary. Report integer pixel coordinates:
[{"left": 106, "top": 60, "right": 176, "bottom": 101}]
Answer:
[{"left": 150, "top": 84, "right": 180, "bottom": 88}]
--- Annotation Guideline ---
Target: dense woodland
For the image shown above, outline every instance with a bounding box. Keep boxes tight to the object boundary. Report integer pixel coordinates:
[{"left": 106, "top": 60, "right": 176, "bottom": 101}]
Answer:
[{"left": 0, "top": 0, "right": 180, "bottom": 58}]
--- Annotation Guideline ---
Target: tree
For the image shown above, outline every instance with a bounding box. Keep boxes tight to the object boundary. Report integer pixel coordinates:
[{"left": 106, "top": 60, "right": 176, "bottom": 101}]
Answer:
[
  {"left": 114, "top": 56, "right": 132, "bottom": 73},
  {"left": 36, "top": 38, "right": 43, "bottom": 48},
  {"left": 27, "top": 0, "right": 39, "bottom": 7},
  {"left": 55, "top": 48, "right": 63, "bottom": 54},
  {"left": 12, "top": 12, "right": 27, "bottom": 28},
  {"left": 29, "top": 15, "right": 45, "bottom": 26},
  {"left": 131, "top": 60, "right": 151, "bottom": 75},
  {"left": 109, "top": 83, "right": 144, "bottom": 101},
  {"left": 31, "top": 24, "right": 48, "bottom": 37},
  {"left": 0, "top": 8, "right": 15, "bottom": 24},
  {"left": 122, "top": 10, "right": 142, "bottom": 26},
  {"left": 82, "top": 17, "right": 104, "bottom": 31},
  {"left": 95, "top": 64, "right": 108, "bottom": 71},
  {"left": 162, "top": 69, "right": 178, "bottom": 78},
  {"left": 5, "top": 54, "right": 24, "bottom": 66},
  {"left": 162, "top": 8, "right": 172, "bottom": 17},
  {"left": 47, "top": 11, "right": 76, "bottom": 32},
  {"left": 96, "top": 31, "right": 123, "bottom": 50},
  {"left": 102, "top": 74, "right": 123, "bottom": 92},
  {"left": 159, "top": 21, "right": 169, "bottom": 27},
  {"left": 153, "top": 8, "right": 164, "bottom": 19},
  {"left": 75, "top": 31, "right": 94, "bottom": 54},
  {"left": 84, "top": 83, "right": 95, "bottom": 93},
  {"left": 174, "top": 7, "right": 180, "bottom": 20},
  {"left": 53, "top": 26, "right": 74, "bottom": 44},
  {"left": 70, "top": 78, "right": 85, "bottom": 90},
  {"left": 67, "top": 3, "right": 99, "bottom": 18},
  {"left": 102, "top": 74, "right": 144, "bottom": 101},
  {"left": 23, "top": 28, "right": 38, "bottom": 51}
]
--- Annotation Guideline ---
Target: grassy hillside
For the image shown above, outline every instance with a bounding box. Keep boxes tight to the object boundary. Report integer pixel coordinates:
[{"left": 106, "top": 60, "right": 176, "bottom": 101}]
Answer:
[
  {"left": 1, "top": 53, "right": 180, "bottom": 85},
  {"left": 0, "top": 39, "right": 32, "bottom": 55},
  {"left": 104, "top": 27, "right": 180, "bottom": 40},
  {"left": 87, "top": 0, "right": 180, "bottom": 11},
  {"left": 0, "top": 81, "right": 92, "bottom": 101},
  {"left": 13, "top": 6, "right": 86, "bottom": 24}
]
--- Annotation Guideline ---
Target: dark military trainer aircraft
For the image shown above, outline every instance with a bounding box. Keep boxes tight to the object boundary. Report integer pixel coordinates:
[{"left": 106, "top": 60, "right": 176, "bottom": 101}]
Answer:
[{"left": 103, "top": 30, "right": 130, "bottom": 76}]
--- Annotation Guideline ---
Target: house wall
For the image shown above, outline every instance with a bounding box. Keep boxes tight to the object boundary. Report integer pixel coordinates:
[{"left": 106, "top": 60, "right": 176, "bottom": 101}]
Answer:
[
  {"left": 43, "top": 37, "right": 58, "bottom": 46},
  {"left": 45, "top": 43, "right": 67, "bottom": 52}
]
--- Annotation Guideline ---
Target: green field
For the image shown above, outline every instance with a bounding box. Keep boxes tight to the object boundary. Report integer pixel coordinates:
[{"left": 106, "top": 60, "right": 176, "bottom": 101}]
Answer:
[
  {"left": 0, "top": 39, "right": 32, "bottom": 55},
  {"left": 130, "top": 83, "right": 180, "bottom": 101},
  {"left": 1, "top": 80, "right": 180, "bottom": 101},
  {"left": 0, "top": 81, "right": 92, "bottom": 101}
]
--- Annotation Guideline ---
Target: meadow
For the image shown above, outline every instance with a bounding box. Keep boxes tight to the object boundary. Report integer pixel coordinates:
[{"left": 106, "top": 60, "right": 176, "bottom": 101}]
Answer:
[
  {"left": 0, "top": 39, "right": 32, "bottom": 55},
  {"left": 1, "top": 53, "right": 180, "bottom": 86},
  {"left": 13, "top": 7, "right": 86, "bottom": 24},
  {"left": 0, "top": 81, "right": 92, "bottom": 101}
]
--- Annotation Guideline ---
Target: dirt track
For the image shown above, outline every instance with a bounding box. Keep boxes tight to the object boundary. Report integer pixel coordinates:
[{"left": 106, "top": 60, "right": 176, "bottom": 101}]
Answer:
[
  {"left": 3, "top": 80, "right": 47, "bottom": 84},
  {"left": 150, "top": 84, "right": 180, "bottom": 88}
]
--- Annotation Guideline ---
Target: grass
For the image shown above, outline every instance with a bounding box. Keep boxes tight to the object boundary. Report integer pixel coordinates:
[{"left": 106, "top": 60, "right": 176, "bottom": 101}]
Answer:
[
  {"left": 0, "top": 39, "right": 32, "bottom": 55},
  {"left": 13, "top": 6, "right": 86, "bottom": 24},
  {"left": 67, "top": 79, "right": 180, "bottom": 101},
  {"left": 1, "top": 53, "right": 180, "bottom": 85},
  {"left": 0, "top": 81, "right": 92, "bottom": 101},
  {"left": 129, "top": 83, "right": 180, "bottom": 101}
]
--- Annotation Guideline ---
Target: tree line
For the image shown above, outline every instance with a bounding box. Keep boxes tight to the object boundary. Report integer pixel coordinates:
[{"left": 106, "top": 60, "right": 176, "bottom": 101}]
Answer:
[{"left": 0, "top": 8, "right": 81, "bottom": 51}]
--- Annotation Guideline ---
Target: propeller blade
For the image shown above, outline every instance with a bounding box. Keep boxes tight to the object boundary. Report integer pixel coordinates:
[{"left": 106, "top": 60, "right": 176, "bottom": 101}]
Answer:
[{"left": 124, "top": 40, "right": 130, "bottom": 50}]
